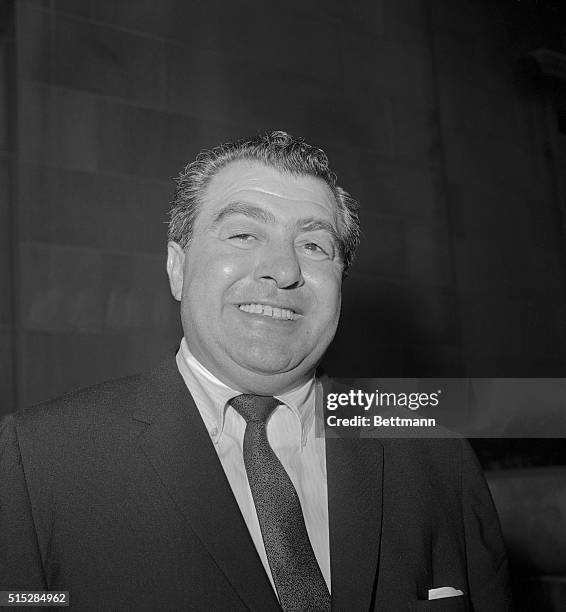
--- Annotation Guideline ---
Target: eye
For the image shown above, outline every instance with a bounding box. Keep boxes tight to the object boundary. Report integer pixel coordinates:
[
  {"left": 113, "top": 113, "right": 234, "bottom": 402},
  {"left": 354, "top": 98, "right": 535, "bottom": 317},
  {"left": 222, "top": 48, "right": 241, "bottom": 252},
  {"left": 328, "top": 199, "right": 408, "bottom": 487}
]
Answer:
[
  {"left": 300, "top": 242, "right": 330, "bottom": 259},
  {"left": 229, "top": 233, "right": 256, "bottom": 242}
]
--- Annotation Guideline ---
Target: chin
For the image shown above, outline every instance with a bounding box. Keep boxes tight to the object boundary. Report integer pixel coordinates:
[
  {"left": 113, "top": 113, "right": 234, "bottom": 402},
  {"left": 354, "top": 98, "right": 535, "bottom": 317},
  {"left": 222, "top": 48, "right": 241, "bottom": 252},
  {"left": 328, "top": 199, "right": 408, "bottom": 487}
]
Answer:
[
  {"left": 229, "top": 343, "right": 302, "bottom": 375},
  {"left": 238, "top": 355, "right": 295, "bottom": 375}
]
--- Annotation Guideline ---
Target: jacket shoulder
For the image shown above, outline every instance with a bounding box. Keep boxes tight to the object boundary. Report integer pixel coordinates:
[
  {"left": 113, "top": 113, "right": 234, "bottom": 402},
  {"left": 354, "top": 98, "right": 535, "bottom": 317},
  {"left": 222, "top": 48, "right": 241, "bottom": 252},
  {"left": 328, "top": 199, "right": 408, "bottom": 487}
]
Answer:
[{"left": 6, "top": 373, "right": 145, "bottom": 441}]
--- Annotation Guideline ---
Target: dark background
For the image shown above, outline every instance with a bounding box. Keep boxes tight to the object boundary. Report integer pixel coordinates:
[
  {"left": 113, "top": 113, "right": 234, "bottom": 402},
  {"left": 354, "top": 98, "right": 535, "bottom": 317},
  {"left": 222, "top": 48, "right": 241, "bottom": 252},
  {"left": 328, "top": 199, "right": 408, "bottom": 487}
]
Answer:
[
  {"left": 3, "top": 0, "right": 566, "bottom": 408},
  {"left": 2, "top": 0, "right": 566, "bottom": 607}
]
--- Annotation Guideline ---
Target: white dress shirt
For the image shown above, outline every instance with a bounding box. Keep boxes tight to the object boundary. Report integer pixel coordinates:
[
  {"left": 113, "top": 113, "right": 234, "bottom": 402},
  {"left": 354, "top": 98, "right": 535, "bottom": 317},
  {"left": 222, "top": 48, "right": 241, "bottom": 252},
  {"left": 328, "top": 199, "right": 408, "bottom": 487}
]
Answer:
[{"left": 175, "top": 338, "right": 330, "bottom": 593}]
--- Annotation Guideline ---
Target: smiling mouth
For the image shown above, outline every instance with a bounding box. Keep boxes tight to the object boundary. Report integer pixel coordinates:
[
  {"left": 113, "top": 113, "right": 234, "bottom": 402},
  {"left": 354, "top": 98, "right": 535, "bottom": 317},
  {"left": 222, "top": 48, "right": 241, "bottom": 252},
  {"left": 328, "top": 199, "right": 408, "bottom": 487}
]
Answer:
[{"left": 238, "top": 303, "right": 300, "bottom": 321}]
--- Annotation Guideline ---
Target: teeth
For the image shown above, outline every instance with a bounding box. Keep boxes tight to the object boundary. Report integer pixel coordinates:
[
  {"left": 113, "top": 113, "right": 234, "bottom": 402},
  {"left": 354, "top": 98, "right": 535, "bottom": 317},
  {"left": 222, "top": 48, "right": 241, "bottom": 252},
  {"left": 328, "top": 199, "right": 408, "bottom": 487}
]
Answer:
[{"left": 238, "top": 303, "right": 299, "bottom": 320}]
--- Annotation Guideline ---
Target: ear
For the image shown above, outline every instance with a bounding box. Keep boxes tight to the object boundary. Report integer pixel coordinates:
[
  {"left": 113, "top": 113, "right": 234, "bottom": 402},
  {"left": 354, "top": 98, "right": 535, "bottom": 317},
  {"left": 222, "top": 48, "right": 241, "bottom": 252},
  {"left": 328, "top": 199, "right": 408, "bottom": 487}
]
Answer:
[{"left": 167, "top": 241, "right": 185, "bottom": 301}]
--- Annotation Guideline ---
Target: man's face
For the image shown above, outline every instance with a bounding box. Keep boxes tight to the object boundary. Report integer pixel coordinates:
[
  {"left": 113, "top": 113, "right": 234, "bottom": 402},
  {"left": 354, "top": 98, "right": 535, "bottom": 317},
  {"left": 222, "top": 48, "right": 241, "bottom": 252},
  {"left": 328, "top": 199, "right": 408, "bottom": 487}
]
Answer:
[{"left": 167, "top": 159, "right": 343, "bottom": 394}]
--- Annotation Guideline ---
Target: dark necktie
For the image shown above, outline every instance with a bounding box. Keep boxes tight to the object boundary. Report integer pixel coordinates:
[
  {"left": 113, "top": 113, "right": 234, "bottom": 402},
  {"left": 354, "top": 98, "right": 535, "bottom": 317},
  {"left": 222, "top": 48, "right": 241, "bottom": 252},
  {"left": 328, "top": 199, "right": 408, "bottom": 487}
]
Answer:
[{"left": 230, "top": 394, "right": 331, "bottom": 612}]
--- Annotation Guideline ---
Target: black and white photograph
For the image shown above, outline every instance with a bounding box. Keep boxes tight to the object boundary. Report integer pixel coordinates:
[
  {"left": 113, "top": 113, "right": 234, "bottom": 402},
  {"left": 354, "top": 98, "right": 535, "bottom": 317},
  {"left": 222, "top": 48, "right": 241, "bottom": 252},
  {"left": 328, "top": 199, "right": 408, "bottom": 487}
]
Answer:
[{"left": 1, "top": 1, "right": 566, "bottom": 610}]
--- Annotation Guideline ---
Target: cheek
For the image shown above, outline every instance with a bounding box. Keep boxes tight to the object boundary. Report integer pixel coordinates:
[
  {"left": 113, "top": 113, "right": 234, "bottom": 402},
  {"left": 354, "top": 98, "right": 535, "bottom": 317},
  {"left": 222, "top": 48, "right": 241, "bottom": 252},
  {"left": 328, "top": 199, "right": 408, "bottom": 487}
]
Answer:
[
  {"left": 322, "top": 281, "right": 342, "bottom": 320},
  {"left": 300, "top": 283, "right": 341, "bottom": 343},
  {"left": 183, "top": 255, "right": 245, "bottom": 307},
  {"left": 306, "top": 269, "right": 342, "bottom": 310},
  {"left": 219, "top": 261, "right": 240, "bottom": 277}
]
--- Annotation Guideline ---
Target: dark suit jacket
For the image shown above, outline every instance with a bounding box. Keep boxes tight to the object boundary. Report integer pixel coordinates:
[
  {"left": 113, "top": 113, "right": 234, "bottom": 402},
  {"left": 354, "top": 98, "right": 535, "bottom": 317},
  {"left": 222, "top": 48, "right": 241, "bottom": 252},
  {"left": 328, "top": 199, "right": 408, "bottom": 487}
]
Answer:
[{"left": 0, "top": 358, "right": 511, "bottom": 611}]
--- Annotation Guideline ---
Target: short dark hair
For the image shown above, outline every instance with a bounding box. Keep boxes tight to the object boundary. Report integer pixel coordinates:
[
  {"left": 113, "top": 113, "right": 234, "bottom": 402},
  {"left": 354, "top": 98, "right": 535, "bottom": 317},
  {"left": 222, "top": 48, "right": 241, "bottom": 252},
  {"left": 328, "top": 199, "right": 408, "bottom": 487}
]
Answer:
[{"left": 168, "top": 130, "right": 360, "bottom": 269}]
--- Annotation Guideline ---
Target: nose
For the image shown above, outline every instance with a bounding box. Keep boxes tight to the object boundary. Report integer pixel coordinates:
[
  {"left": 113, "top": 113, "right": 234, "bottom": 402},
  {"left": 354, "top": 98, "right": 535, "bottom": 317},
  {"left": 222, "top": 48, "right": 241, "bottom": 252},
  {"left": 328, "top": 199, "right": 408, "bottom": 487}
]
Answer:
[{"left": 254, "top": 241, "right": 304, "bottom": 289}]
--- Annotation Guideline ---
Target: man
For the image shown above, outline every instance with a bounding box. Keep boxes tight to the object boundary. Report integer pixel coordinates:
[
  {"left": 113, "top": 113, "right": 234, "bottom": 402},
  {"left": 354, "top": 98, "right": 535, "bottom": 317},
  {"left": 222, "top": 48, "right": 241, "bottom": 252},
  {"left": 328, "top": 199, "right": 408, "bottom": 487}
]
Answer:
[{"left": 0, "top": 132, "right": 511, "bottom": 610}]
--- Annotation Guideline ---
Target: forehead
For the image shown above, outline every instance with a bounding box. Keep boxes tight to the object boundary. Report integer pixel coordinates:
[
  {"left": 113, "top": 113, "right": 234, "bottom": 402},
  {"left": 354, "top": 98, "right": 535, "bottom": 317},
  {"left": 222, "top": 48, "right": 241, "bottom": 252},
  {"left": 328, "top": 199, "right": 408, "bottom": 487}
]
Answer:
[{"left": 199, "top": 159, "right": 338, "bottom": 224}]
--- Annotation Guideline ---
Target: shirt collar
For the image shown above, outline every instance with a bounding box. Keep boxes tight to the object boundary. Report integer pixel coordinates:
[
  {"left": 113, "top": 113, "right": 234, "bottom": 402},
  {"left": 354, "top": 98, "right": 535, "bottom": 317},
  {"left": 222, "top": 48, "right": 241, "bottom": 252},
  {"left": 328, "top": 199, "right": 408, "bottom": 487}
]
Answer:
[{"left": 176, "top": 338, "right": 315, "bottom": 448}]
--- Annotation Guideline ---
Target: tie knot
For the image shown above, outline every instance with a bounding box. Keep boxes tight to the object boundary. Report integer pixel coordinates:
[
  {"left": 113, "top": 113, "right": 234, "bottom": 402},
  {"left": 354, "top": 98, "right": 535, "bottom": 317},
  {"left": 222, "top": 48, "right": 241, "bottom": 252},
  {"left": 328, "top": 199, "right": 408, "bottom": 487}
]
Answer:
[{"left": 231, "top": 394, "right": 280, "bottom": 423}]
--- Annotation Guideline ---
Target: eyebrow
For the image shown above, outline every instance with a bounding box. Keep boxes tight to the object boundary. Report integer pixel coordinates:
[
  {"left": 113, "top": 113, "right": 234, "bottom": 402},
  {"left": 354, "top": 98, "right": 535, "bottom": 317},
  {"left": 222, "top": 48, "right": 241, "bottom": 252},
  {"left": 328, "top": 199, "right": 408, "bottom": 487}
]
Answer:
[
  {"left": 297, "top": 218, "right": 341, "bottom": 245},
  {"left": 211, "top": 202, "right": 277, "bottom": 227},
  {"left": 211, "top": 202, "right": 341, "bottom": 244}
]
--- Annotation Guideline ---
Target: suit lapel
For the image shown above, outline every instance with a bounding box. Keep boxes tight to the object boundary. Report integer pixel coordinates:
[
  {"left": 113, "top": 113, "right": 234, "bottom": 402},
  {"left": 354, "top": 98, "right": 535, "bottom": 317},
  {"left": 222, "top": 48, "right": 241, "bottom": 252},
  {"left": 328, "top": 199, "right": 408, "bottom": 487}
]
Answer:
[
  {"left": 132, "top": 360, "right": 383, "bottom": 611},
  {"left": 133, "top": 359, "right": 280, "bottom": 612},
  {"left": 323, "top": 379, "right": 384, "bottom": 611}
]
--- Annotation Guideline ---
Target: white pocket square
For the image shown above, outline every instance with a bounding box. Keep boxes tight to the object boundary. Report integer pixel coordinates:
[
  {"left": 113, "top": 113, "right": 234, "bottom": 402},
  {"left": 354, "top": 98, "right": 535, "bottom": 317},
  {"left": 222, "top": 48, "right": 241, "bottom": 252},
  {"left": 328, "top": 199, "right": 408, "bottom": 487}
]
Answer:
[{"left": 428, "top": 587, "right": 464, "bottom": 600}]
